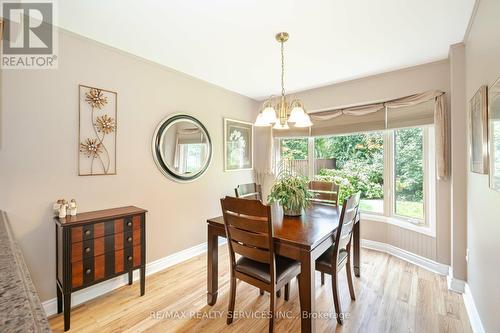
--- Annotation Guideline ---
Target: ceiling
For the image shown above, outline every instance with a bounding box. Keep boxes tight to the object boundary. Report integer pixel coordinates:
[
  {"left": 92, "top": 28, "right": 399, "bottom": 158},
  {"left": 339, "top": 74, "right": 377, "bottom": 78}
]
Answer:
[{"left": 58, "top": 0, "right": 475, "bottom": 100}]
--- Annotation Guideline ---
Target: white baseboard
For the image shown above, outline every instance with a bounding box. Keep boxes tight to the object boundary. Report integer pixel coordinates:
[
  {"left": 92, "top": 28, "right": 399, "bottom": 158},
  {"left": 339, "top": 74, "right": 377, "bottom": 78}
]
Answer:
[
  {"left": 447, "top": 267, "right": 466, "bottom": 293},
  {"left": 463, "top": 283, "right": 485, "bottom": 333},
  {"left": 42, "top": 238, "right": 227, "bottom": 317},
  {"left": 361, "top": 239, "right": 449, "bottom": 275}
]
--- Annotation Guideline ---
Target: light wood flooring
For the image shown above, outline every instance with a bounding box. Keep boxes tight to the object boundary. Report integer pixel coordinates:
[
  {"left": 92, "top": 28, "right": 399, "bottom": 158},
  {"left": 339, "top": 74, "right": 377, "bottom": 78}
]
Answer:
[{"left": 49, "top": 247, "right": 472, "bottom": 333}]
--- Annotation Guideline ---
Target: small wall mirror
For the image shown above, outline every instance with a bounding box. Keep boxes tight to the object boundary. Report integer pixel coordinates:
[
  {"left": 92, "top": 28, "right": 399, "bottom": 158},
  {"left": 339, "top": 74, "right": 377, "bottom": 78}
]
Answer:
[{"left": 152, "top": 114, "right": 212, "bottom": 182}]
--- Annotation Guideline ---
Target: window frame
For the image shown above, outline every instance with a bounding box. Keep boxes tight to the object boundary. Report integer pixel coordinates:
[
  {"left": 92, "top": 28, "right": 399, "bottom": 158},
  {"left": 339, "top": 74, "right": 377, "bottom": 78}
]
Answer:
[{"left": 275, "top": 125, "right": 436, "bottom": 237}]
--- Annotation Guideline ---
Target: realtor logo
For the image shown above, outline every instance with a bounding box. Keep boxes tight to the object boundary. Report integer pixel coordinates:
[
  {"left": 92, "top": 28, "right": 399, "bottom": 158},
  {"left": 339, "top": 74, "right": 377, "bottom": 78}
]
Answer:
[{"left": 2, "top": 1, "right": 58, "bottom": 69}]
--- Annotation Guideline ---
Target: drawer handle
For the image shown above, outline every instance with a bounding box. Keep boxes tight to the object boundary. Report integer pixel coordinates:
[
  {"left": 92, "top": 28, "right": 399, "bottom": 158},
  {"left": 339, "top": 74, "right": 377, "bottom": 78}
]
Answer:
[
  {"left": 127, "top": 237, "right": 132, "bottom": 242},
  {"left": 85, "top": 247, "right": 91, "bottom": 253},
  {"left": 84, "top": 230, "right": 91, "bottom": 236},
  {"left": 127, "top": 256, "right": 133, "bottom": 261},
  {"left": 127, "top": 221, "right": 132, "bottom": 227},
  {"left": 85, "top": 268, "right": 91, "bottom": 274}
]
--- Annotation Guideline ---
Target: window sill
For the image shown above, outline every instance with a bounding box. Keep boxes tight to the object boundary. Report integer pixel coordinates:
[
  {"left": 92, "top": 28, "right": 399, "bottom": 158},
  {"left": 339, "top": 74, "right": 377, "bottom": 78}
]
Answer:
[{"left": 360, "top": 213, "right": 436, "bottom": 238}]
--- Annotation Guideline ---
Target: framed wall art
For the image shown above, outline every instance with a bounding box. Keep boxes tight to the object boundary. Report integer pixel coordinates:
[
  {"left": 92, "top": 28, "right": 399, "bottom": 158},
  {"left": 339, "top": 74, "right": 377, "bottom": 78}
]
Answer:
[
  {"left": 224, "top": 118, "right": 253, "bottom": 171},
  {"left": 469, "top": 85, "right": 488, "bottom": 174},
  {"left": 489, "top": 78, "right": 500, "bottom": 191},
  {"left": 79, "top": 85, "right": 117, "bottom": 176}
]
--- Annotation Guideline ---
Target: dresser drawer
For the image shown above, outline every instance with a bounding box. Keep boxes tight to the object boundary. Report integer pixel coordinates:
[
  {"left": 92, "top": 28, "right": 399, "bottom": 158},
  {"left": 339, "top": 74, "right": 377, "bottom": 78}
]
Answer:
[
  {"left": 70, "top": 215, "right": 142, "bottom": 243},
  {"left": 71, "top": 228, "right": 142, "bottom": 263},
  {"left": 71, "top": 244, "right": 142, "bottom": 289}
]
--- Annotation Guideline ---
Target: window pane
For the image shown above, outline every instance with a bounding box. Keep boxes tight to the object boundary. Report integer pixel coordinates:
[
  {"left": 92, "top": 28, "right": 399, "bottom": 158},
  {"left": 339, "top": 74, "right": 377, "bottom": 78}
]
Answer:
[
  {"left": 394, "top": 128, "right": 424, "bottom": 219},
  {"left": 185, "top": 144, "right": 204, "bottom": 173},
  {"left": 279, "top": 138, "right": 309, "bottom": 176},
  {"left": 314, "top": 132, "right": 384, "bottom": 214}
]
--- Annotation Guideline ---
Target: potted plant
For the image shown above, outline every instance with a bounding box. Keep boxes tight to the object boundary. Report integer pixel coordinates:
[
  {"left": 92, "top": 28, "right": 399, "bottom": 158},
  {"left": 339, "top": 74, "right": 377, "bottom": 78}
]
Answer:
[{"left": 268, "top": 173, "right": 314, "bottom": 216}]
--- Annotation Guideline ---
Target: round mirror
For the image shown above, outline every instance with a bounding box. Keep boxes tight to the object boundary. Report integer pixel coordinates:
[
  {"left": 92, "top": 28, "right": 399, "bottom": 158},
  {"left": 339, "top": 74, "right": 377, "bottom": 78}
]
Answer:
[{"left": 152, "top": 114, "right": 212, "bottom": 182}]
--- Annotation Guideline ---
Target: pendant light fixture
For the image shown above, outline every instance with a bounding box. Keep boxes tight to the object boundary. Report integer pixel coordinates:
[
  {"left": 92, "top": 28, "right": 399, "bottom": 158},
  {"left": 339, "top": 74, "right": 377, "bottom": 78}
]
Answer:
[{"left": 254, "top": 32, "right": 312, "bottom": 129}]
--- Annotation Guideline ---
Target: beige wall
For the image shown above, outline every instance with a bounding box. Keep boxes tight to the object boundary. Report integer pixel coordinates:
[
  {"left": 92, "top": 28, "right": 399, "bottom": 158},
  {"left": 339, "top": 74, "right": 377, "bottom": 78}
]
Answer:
[
  {"left": 464, "top": 0, "right": 500, "bottom": 331},
  {"left": 264, "top": 60, "right": 452, "bottom": 264},
  {"left": 449, "top": 43, "right": 468, "bottom": 281},
  {"left": 0, "top": 29, "right": 258, "bottom": 301}
]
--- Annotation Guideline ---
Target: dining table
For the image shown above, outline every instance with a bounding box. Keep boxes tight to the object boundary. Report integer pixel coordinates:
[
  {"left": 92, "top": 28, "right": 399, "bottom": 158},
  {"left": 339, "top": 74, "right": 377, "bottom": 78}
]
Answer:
[{"left": 206, "top": 203, "right": 361, "bottom": 333}]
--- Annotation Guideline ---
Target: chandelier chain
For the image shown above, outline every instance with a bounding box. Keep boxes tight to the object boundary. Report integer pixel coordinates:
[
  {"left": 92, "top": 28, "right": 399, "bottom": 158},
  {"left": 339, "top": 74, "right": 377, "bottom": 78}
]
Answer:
[{"left": 281, "top": 40, "right": 285, "bottom": 98}]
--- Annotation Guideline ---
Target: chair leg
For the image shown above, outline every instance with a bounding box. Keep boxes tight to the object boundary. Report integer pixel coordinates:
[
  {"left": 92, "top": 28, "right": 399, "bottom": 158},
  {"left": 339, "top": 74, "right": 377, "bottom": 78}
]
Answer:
[
  {"left": 284, "top": 283, "right": 290, "bottom": 301},
  {"left": 331, "top": 274, "right": 343, "bottom": 325},
  {"left": 269, "top": 289, "right": 276, "bottom": 333},
  {"left": 346, "top": 255, "right": 356, "bottom": 301},
  {"left": 277, "top": 289, "right": 281, "bottom": 298},
  {"left": 260, "top": 288, "right": 265, "bottom": 295},
  {"left": 227, "top": 276, "right": 237, "bottom": 325},
  {"left": 321, "top": 272, "right": 325, "bottom": 285}
]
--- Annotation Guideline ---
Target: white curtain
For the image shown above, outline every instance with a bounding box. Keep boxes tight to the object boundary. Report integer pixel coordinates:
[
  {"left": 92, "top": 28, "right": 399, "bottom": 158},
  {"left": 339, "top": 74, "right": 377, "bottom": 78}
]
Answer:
[{"left": 434, "top": 94, "right": 449, "bottom": 180}]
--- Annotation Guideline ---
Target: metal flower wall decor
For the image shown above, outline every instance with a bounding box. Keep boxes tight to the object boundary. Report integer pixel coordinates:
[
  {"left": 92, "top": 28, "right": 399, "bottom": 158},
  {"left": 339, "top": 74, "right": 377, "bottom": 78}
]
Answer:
[{"left": 78, "top": 85, "right": 117, "bottom": 175}]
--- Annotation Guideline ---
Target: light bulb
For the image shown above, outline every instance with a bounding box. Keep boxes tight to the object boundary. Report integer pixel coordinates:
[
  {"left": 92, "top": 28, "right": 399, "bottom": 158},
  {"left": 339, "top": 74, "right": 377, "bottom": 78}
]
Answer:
[
  {"left": 254, "top": 113, "right": 271, "bottom": 127},
  {"left": 273, "top": 122, "right": 289, "bottom": 130},
  {"left": 294, "top": 113, "right": 313, "bottom": 127},
  {"left": 262, "top": 106, "right": 277, "bottom": 123},
  {"left": 288, "top": 106, "right": 305, "bottom": 123}
]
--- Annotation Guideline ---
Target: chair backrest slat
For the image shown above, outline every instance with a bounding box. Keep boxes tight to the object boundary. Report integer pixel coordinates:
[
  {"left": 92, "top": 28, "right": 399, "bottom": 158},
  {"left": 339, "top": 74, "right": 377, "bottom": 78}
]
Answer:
[
  {"left": 309, "top": 181, "right": 340, "bottom": 205},
  {"left": 235, "top": 183, "right": 262, "bottom": 201},
  {"left": 224, "top": 213, "right": 269, "bottom": 233},
  {"left": 223, "top": 196, "right": 269, "bottom": 217},
  {"left": 228, "top": 225, "right": 270, "bottom": 249},
  {"left": 333, "top": 193, "right": 360, "bottom": 264},
  {"left": 230, "top": 240, "right": 270, "bottom": 264}
]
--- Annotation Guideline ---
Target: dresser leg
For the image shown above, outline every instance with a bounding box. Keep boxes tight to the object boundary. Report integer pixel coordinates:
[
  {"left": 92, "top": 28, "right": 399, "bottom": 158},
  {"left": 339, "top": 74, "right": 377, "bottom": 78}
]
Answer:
[
  {"left": 63, "top": 293, "right": 71, "bottom": 331},
  {"left": 57, "top": 285, "right": 63, "bottom": 314},
  {"left": 128, "top": 270, "right": 133, "bottom": 285},
  {"left": 140, "top": 266, "right": 145, "bottom": 296}
]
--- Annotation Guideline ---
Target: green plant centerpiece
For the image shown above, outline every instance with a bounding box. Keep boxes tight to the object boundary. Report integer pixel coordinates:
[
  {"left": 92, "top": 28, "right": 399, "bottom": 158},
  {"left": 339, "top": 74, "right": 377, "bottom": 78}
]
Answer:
[{"left": 268, "top": 172, "right": 314, "bottom": 216}]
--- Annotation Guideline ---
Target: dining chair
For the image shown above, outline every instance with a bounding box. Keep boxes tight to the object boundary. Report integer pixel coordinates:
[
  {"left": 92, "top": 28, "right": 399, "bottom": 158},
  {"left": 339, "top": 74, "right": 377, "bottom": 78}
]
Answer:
[
  {"left": 234, "top": 183, "right": 262, "bottom": 201},
  {"left": 220, "top": 196, "right": 301, "bottom": 332},
  {"left": 235, "top": 183, "right": 269, "bottom": 296},
  {"left": 309, "top": 180, "right": 340, "bottom": 206},
  {"left": 315, "top": 192, "right": 360, "bottom": 325}
]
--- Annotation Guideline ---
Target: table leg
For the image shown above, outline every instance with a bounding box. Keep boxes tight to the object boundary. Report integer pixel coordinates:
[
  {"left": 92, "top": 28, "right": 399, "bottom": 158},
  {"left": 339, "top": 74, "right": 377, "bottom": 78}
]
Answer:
[
  {"left": 207, "top": 226, "right": 219, "bottom": 305},
  {"left": 298, "top": 251, "right": 315, "bottom": 333},
  {"left": 353, "top": 219, "right": 361, "bottom": 277}
]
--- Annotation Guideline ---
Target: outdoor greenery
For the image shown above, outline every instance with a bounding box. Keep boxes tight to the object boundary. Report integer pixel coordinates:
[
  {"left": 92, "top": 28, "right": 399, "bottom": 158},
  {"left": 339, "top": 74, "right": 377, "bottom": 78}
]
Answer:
[
  {"left": 280, "top": 129, "right": 425, "bottom": 218},
  {"left": 280, "top": 138, "right": 308, "bottom": 160},
  {"left": 314, "top": 132, "right": 384, "bottom": 204},
  {"left": 394, "top": 128, "right": 424, "bottom": 203},
  {"left": 268, "top": 171, "right": 314, "bottom": 215}
]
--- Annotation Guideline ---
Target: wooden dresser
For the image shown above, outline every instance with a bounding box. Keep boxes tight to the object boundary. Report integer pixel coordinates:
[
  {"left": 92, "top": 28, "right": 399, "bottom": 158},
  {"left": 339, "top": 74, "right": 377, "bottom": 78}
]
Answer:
[{"left": 55, "top": 206, "right": 147, "bottom": 331}]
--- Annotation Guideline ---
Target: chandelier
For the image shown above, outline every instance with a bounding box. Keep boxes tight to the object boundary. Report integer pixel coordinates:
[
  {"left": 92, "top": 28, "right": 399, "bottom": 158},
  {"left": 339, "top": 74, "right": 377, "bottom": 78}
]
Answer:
[{"left": 255, "top": 32, "right": 312, "bottom": 129}]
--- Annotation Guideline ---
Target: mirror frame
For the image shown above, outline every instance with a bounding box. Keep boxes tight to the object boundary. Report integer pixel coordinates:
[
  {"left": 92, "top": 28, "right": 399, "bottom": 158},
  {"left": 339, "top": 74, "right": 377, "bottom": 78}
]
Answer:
[
  {"left": 152, "top": 114, "right": 212, "bottom": 183},
  {"left": 489, "top": 78, "right": 500, "bottom": 192}
]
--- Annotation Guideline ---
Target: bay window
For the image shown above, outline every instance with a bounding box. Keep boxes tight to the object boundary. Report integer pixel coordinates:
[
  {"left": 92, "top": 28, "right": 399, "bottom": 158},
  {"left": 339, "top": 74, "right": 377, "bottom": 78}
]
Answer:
[{"left": 275, "top": 125, "right": 436, "bottom": 233}]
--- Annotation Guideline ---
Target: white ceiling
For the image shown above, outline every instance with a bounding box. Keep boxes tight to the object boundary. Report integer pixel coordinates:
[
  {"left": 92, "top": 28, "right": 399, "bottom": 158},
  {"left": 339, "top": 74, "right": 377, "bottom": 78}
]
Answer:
[{"left": 58, "top": 0, "right": 475, "bottom": 100}]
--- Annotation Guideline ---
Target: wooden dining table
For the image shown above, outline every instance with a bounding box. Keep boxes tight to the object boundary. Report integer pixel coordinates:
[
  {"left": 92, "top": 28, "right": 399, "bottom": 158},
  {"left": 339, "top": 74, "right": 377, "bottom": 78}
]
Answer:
[{"left": 206, "top": 203, "right": 361, "bottom": 332}]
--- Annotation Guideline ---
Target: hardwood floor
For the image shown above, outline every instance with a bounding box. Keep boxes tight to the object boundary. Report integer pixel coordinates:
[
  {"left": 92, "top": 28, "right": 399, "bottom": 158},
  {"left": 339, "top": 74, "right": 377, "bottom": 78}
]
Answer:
[{"left": 49, "top": 247, "right": 472, "bottom": 332}]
